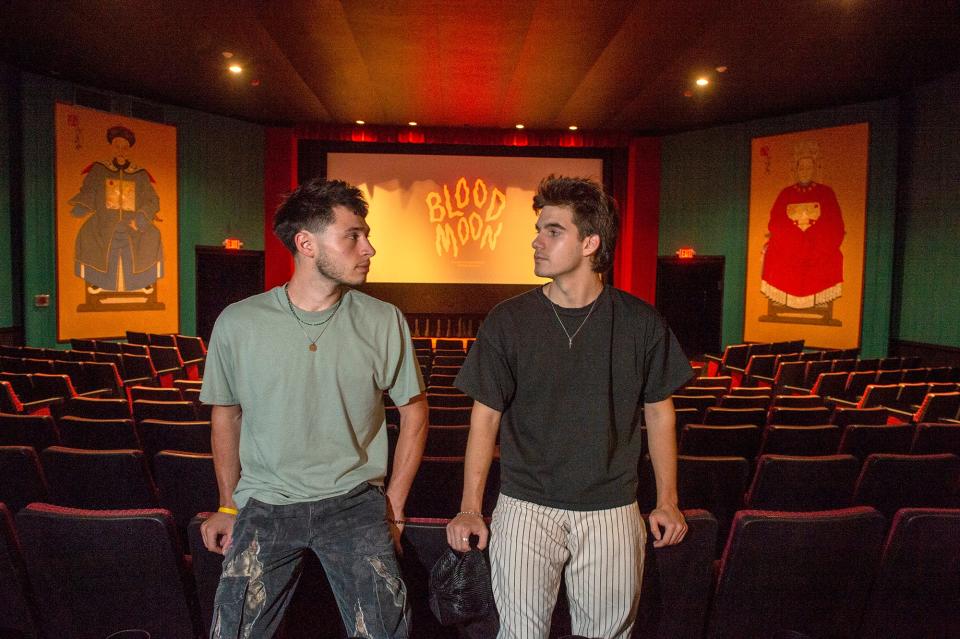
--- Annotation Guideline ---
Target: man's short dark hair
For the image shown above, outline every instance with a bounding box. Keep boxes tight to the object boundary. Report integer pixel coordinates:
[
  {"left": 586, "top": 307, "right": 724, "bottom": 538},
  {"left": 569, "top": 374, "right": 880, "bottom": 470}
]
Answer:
[
  {"left": 273, "top": 178, "right": 369, "bottom": 254},
  {"left": 532, "top": 175, "right": 619, "bottom": 273}
]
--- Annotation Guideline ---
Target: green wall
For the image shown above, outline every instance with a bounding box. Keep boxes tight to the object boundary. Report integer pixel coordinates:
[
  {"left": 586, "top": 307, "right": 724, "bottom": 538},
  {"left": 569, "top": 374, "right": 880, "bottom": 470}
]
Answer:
[
  {"left": 659, "top": 99, "right": 899, "bottom": 358},
  {"left": 0, "top": 64, "right": 14, "bottom": 328},
  {"left": 892, "top": 71, "right": 960, "bottom": 348},
  {"left": 17, "top": 72, "right": 263, "bottom": 345}
]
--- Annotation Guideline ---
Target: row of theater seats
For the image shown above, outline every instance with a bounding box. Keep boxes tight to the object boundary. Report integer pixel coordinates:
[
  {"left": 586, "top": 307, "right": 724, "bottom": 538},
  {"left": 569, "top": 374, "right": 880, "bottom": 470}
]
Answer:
[
  {"left": 0, "top": 354, "right": 205, "bottom": 424},
  {"left": 762, "top": 357, "right": 956, "bottom": 390},
  {"left": 1, "top": 337, "right": 205, "bottom": 384},
  {"left": 0, "top": 408, "right": 211, "bottom": 455},
  {"left": 679, "top": 373, "right": 960, "bottom": 424},
  {"left": 4, "top": 502, "right": 957, "bottom": 638},
  {"left": 675, "top": 420, "right": 960, "bottom": 460},
  {"left": 639, "top": 450, "right": 959, "bottom": 534}
]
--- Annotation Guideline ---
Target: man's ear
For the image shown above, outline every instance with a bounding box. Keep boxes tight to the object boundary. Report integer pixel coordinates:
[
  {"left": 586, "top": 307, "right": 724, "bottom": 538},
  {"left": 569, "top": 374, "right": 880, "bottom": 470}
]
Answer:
[
  {"left": 293, "top": 230, "right": 315, "bottom": 259},
  {"left": 582, "top": 233, "right": 600, "bottom": 258}
]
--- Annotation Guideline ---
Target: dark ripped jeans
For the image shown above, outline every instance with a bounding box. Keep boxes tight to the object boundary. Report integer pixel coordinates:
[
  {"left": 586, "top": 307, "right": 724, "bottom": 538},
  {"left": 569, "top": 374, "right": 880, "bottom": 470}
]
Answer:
[{"left": 210, "top": 483, "right": 409, "bottom": 639}]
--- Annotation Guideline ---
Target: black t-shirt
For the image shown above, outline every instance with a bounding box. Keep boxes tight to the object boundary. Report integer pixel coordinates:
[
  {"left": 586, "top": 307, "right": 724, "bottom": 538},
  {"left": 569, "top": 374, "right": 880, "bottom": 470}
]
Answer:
[{"left": 455, "top": 285, "right": 692, "bottom": 510}]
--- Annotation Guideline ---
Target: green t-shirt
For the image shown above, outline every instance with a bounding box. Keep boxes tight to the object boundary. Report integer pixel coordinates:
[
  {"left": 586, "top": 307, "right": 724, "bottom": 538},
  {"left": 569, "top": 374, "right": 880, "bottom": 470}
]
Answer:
[{"left": 200, "top": 286, "right": 424, "bottom": 507}]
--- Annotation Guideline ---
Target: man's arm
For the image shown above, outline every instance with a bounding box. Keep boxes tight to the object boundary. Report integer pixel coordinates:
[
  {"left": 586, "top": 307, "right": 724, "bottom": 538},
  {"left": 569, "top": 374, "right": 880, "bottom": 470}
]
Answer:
[
  {"left": 645, "top": 397, "right": 688, "bottom": 547},
  {"left": 446, "top": 400, "right": 501, "bottom": 551},
  {"left": 200, "top": 404, "right": 242, "bottom": 555},
  {"left": 385, "top": 393, "right": 428, "bottom": 546}
]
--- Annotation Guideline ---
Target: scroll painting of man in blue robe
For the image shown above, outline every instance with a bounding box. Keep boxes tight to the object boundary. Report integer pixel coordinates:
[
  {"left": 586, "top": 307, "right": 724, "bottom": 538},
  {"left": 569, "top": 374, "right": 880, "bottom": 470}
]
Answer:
[{"left": 69, "top": 125, "right": 163, "bottom": 295}]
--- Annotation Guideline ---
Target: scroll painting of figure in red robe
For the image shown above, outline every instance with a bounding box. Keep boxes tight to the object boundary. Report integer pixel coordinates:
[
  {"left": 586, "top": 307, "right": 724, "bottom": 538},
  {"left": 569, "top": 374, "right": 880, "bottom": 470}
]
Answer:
[
  {"left": 759, "top": 140, "right": 845, "bottom": 326},
  {"left": 55, "top": 103, "right": 178, "bottom": 341},
  {"left": 745, "top": 123, "right": 868, "bottom": 350}
]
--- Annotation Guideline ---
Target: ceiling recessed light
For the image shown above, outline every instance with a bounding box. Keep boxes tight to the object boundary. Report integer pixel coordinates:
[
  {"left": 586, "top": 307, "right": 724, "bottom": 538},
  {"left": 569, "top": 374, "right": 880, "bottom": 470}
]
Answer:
[
  {"left": 228, "top": 64, "right": 243, "bottom": 74},
  {"left": 695, "top": 77, "right": 709, "bottom": 87},
  {"left": 568, "top": 125, "right": 578, "bottom": 131},
  {"left": 355, "top": 120, "right": 365, "bottom": 125},
  {"left": 515, "top": 124, "right": 525, "bottom": 129},
  {"left": 408, "top": 121, "right": 418, "bottom": 126},
  {"left": 250, "top": 79, "right": 261, "bottom": 87},
  {"left": 683, "top": 89, "right": 694, "bottom": 98},
  {"left": 715, "top": 65, "right": 728, "bottom": 73},
  {"left": 222, "top": 51, "right": 234, "bottom": 59}
]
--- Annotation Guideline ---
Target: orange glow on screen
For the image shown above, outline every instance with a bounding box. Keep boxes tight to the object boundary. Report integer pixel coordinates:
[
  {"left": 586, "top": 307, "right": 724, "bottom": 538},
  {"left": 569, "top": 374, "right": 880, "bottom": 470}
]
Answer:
[{"left": 327, "top": 153, "right": 603, "bottom": 285}]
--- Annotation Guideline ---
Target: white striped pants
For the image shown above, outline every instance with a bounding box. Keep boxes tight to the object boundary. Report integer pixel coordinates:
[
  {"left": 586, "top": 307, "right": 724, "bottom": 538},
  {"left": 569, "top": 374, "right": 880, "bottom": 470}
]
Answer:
[{"left": 489, "top": 494, "right": 646, "bottom": 639}]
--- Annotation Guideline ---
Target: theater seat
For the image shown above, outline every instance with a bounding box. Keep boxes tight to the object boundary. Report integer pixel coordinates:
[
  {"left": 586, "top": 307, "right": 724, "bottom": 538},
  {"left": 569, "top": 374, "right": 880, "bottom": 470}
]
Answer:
[
  {"left": 187, "top": 514, "right": 221, "bottom": 637},
  {"left": 852, "top": 453, "right": 960, "bottom": 518},
  {"left": 743, "top": 454, "right": 859, "bottom": 511},
  {"left": 767, "top": 406, "right": 832, "bottom": 426},
  {"left": 707, "top": 507, "right": 885, "bottom": 639},
  {"left": 132, "top": 399, "right": 198, "bottom": 423},
  {"left": 0, "top": 412, "right": 59, "bottom": 451},
  {"left": 428, "top": 406, "right": 471, "bottom": 426},
  {"left": 910, "top": 422, "right": 960, "bottom": 455},
  {"left": 0, "top": 446, "right": 48, "bottom": 513},
  {"left": 138, "top": 419, "right": 212, "bottom": 460},
  {"left": 837, "top": 424, "right": 914, "bottom": 460},
  {"left": 679, "top": 424, "right": 760, "bottom": 459},
  {"left": 858, "top": 508, "right": 960, "bottom": 638},
  {"left": 60, "top": 396, "right": 131, "bottom": 420},
  {"left": 831, "top": 406, "right": 888, "bottom": 428},
  {"left": 703, "top": 407, "right": 766, "bottom": 428},
  {"left": 758, "top": 425, "right": 841, "bottom": 456},
  {"left": 674, "top": 455, "right": 750, "bottom": 556},
  {"left": 401, "top": 517, "right": 483, "bottom": 639},
  {"left": 41, "top": 446, "right": 158, "bottom": 510},
  {"left": 16, "top": 503, "right": 196, "bottom": 638},
  {"left": 635, "top": 509, "right": 717, "bottom": 639},
  {"left": 57, "top": 416, "right": 140, "bottom": 450},
  {"left": 153, "top": 451, "right": 218, "bottom": 544},
  {"left": 405, "top": 456, "right": 500, "bottom": 518},
  {"left": 424, "top": 425, "right": 471, "bottom": 456},
  {"left": 0, "top": 503, "right": 37, "bottom": 637}
]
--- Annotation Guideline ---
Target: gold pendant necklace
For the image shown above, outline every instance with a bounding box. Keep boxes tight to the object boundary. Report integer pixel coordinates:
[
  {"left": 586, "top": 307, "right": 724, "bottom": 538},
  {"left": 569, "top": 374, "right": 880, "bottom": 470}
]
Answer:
[{"left": 284, "top": 284, "right": 343, "bottom": 352}]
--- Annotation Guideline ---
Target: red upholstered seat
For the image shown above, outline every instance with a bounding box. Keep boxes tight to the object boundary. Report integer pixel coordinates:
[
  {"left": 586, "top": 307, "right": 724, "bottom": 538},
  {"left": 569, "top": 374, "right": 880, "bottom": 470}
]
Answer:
[
  {"left": 707, "top": 507, "right": 886, "bottom": 639},
  {"left": 17, "top": 503, "right": 196, "bottom": 638}
]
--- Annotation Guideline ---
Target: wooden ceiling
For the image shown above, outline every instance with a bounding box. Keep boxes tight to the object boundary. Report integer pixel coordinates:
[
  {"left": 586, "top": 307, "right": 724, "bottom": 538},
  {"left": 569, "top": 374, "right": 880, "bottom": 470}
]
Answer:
[{"left": 2, "top": 0, "right": 958, "bottom": 133}]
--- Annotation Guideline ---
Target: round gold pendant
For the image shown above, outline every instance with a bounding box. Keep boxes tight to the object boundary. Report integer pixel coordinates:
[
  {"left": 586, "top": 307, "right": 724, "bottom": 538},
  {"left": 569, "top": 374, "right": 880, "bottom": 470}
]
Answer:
[{"left": 308, "top": 343, "right": 317, "bottom": 352}]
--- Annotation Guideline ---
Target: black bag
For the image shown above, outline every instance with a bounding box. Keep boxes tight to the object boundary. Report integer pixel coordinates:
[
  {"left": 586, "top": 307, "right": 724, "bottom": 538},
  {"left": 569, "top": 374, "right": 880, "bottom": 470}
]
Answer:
[{"left": 428, "top": 547, "right": 495, "bottom": 626}]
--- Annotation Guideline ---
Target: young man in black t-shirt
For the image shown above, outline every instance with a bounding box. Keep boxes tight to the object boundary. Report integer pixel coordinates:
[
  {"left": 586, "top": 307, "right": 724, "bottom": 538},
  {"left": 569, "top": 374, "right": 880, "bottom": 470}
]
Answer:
[{"left": 447, "top": 175, "right": 692, "bottom": 639}]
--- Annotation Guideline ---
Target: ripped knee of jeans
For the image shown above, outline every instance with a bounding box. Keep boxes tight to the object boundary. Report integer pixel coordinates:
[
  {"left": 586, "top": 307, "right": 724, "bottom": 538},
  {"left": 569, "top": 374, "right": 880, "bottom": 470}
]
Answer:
[
  {"left": 366, "top": 554, "right": 405, "bottom": 608},
  {"left": 214, "top": 533, "right": 267, "bottom": 637}
]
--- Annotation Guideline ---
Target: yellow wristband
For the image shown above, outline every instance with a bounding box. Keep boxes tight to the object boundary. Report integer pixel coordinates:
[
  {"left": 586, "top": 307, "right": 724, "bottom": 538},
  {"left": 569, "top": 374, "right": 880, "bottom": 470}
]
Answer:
[{"left": 218, "top": 506, "right": 239, "bottom": 515}]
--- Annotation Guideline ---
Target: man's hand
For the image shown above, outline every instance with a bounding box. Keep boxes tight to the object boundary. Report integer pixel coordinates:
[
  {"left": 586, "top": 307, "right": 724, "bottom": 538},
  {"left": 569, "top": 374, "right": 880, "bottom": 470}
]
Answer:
[
  {"left": 388, "top": 520, "right": 405, "bottom": 555},
  {"left": 648, "top": 503, "right": 687, "bottom": 548},
  {"left": 200, "top": 511, "right": 236, "bottom": 555},
  {"left": 446, "top": 512, "right": 488, "bottom": 552}
]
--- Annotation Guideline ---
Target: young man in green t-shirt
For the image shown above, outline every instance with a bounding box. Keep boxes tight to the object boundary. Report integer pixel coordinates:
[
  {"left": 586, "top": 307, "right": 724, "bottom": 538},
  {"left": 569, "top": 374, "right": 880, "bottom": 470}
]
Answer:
[{"left": 200, "top": 178, "right": 427, "bottom": 638}]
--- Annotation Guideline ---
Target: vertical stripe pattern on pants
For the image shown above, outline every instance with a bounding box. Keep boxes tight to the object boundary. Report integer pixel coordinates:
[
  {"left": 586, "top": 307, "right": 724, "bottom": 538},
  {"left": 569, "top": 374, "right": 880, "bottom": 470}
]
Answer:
[{"left": 489, "top": 494, "right": 645, "bottom": 639}]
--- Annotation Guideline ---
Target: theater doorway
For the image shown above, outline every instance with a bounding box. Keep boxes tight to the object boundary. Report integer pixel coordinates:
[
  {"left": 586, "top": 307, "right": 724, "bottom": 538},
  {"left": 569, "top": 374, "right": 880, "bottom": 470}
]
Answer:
[
  {"left": 655, "top": 256, "right": 724, "bottom": 359},
  {"left": 195, "top": 246, "right": 264, "bottom": 343}
]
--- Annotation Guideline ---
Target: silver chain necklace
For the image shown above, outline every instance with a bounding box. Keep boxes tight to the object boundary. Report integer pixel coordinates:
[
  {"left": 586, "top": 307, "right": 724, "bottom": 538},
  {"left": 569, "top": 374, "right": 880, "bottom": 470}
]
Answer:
[
  {"left": 284, "top": 283, "right": 342, "bottom": 352},
  {"left": 545, "top": 286, "right": 603, "bottom": 349}
]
